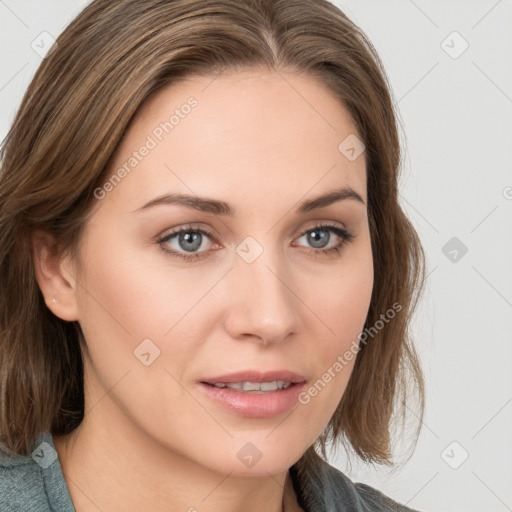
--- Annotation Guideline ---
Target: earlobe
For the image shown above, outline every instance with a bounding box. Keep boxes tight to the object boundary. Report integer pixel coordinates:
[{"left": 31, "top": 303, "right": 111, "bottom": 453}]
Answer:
[{"left": 31, "top": 229, "right": 80, "bottom": 322}]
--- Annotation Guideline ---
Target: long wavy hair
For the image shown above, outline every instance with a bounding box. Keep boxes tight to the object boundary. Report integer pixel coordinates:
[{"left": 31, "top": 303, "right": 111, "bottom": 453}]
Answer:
[{"left": 0, "top": 0, "right": 425, "bottom": 466}]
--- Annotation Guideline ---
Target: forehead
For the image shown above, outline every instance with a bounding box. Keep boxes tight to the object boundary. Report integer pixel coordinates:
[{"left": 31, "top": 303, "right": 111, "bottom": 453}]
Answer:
[{"left": 99, "top": 68, "right": 367, "bottom": 214}]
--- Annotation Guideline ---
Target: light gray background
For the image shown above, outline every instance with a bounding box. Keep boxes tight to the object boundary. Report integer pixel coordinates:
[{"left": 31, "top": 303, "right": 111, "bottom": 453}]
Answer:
[{"left": 1, "top": 1, "right": 511, "bottom": 511}]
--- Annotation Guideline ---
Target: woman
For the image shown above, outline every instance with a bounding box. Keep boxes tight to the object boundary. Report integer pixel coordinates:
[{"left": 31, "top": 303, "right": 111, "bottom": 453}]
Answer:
[{"left": 0, "top": 0, "right": 425, "bottom": 510}]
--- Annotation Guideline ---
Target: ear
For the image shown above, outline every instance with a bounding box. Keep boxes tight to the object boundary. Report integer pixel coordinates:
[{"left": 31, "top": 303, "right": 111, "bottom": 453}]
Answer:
[{"left": 31, "top": 229, "right": 80, "bottom": 321}]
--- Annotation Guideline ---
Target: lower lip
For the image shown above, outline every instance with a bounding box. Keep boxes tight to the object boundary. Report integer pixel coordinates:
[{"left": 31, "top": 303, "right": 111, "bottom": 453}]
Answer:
[{"left": 197, "top": 382, "right": 306, "bottom": 418}]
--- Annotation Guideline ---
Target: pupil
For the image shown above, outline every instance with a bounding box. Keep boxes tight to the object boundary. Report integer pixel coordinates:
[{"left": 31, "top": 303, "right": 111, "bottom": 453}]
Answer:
[
  {"left": 308, "top": 230, "right": 329, "bottom": 248},
  {"left": 179, "top": 232, "right": 202, "bottom": 252}
]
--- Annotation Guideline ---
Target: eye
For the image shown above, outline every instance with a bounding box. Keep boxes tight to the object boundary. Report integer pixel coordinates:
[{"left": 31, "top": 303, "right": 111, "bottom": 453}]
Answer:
[
  {"left": 293, "top": 223, "right": 354, "bottom": 256},
  {"left": 157, "top": 225, "right": 218, "bottom": 261}
]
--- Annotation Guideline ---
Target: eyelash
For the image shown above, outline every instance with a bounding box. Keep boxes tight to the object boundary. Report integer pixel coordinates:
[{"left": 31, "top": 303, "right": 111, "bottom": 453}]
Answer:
[{"left": 156, "top": 223, "right": 355, "bottom": 262}]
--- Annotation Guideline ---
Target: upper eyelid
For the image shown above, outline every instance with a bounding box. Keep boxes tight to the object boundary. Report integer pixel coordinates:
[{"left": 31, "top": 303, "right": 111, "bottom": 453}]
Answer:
[{"left": 161, "top": 221, "right": 346, "bottom": 235}]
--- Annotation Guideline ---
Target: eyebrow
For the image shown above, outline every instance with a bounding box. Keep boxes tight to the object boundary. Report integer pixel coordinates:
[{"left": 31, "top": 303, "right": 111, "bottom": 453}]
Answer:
[{"left": 131, "top": 186, "right": 365, "bottom": 216}]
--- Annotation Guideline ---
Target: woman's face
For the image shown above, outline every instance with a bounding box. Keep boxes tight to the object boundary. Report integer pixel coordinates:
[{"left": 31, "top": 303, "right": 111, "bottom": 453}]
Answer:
[{"left": 61, "top": 68, "right": 373, "bottom": 476}]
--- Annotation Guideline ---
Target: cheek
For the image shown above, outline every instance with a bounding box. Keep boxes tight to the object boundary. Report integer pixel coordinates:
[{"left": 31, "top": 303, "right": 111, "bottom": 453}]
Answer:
[
  {"left": 295, "top": 237, "right": 373, "bottom": 400},
  {"left": 301, "top": 237, "right": 373, "bottom": 346},
  {"left": 74, "top": 230, "right": 218, "bottom": 433},
  {"left": 75, "top": 223, "right": 155, "bottom": 332},
  {"left": 74, "top": 226, "right": 226, "bottom": 379}
]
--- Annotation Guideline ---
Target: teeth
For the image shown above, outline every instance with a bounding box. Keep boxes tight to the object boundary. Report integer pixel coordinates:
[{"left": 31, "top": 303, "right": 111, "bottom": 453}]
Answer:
[
  {"left": 243, "top": 382, "right": 264, "bottom": 391},
  {"left": 258, "top": 381, "right": 278, "bottom": 391},
  {"left": 210, "top": 380, "right": 292, "bottom": 392}
]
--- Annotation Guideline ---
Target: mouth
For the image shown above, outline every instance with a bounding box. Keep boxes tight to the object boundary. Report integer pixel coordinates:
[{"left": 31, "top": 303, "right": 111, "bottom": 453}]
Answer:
[
  {"left": 202, "top": 380, "right": 294, "bottom": 393},
  {"left": 198, "top": 370, "right": 307, "bottom": 418}
]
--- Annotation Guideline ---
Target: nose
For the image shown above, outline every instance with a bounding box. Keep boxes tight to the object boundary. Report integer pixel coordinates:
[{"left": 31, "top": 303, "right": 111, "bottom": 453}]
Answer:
[{"left": 222, "top": 249, "right": 300, "bottom": 346}]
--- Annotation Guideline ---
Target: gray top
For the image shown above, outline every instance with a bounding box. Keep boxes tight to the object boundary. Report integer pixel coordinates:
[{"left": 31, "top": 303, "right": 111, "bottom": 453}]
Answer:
[{"left": 0, "top": 432, "right": 419, "bottom": 511}]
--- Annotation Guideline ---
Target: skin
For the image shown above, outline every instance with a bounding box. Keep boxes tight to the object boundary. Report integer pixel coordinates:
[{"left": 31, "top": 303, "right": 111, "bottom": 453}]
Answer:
[{"left": 32, "top": 68, "right": 373, "bottom": 512}]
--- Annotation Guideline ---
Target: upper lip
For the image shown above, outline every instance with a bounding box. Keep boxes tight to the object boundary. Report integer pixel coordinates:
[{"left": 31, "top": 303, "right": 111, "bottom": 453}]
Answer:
[{"left": 200, "top": 370, "right": 306, "bottom": 384}]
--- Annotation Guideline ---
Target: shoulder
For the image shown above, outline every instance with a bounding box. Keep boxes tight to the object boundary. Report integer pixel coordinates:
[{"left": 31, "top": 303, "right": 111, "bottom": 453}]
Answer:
[
  {"left": 0, "top": 437, "right": 51, "bottom": 511},
  {"left": 0, "top": 432, "right": 74, "bottom": 512},
  {"left": 290, "top": 451, "right": 420, "bottom": 512},
  {"left": 353, "top": 482, "right": 418, "bottom": 512}
]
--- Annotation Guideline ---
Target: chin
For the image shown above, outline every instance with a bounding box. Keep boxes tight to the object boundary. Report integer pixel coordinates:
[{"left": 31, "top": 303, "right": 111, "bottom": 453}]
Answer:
[{"left": 199, "top": 436, "right": 307, "bottom": 478}]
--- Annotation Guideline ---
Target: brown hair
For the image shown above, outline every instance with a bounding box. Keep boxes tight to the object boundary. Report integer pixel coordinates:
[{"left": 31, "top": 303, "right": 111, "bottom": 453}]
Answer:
[{"left": 0, "top": 0, "right": 425, "bottom": 465}]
